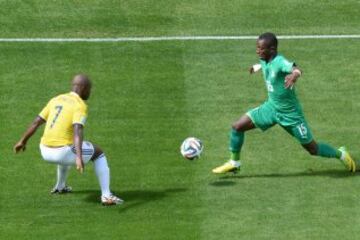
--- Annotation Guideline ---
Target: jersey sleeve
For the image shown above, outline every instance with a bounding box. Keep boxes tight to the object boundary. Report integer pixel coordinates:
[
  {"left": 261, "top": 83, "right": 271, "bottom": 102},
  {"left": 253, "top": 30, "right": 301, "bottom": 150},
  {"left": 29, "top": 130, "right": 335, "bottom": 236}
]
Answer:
[
  {"left": 278, "top": 56, "right": 294, "bottom": 74},
  {"left": 38, "top": 100, "right": 51, "bottom": 121},
  {"left": 72, "top": 104, "right": 87, "bottom": 126}
]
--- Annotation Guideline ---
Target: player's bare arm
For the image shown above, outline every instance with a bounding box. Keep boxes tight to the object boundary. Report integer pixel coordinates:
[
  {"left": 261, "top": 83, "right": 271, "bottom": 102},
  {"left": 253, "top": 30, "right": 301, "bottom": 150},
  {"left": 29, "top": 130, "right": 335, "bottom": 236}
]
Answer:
[
  {"left": 73, "top": 123, "right": 84, "bottom": 173},
  {"left": 14, "top": 116, "right": 45, "bottom": 153},
  {"left": 284, "top": 66, "right": 302, "bottom": 89}
]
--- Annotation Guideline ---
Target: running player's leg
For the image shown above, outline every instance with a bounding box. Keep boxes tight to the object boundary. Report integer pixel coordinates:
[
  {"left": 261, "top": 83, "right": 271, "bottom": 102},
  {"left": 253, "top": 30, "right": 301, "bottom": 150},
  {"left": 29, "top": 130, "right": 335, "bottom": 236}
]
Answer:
[
  {"left": 90, "top": 144, "right": 124, "bottom": 205},
  {"left": 283, "top": 121, "right": 356, "bottom": 172},
  {"left": 212, "top": 115, "right": 255, "bottom": 174},
  {"left": 230, "top": 115, "right": 256, "bottom": 160},
  {"left": 302, "top": 140, "right": 338, "bottom": 157},
  {"left": 212, "top": 103, "right": 277, "bottom": 174},
  {"left": 302, "top": 140, "right": 356, "bottom": 172},
  {"left": 231, "top": 103, "right": 277, "bottom": 160}
]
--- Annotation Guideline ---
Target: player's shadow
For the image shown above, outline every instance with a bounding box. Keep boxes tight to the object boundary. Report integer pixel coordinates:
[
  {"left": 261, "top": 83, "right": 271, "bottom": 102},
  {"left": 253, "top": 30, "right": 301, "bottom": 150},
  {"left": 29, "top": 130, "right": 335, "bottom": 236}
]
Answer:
[
  {"left": 209, "top": 180, "right": 237, "bottom": 187},
  {"left": 116, "top": 188, "right": 187, "bottom": 213},
  {"left": 217, "top": 169, "right": 357, "bottom": 180},
  {"left": 71, "top": 189, "right": 102, "bottom": 202},
  {"left": 73, "top": 188, "right": 187, "bottom": 212}
]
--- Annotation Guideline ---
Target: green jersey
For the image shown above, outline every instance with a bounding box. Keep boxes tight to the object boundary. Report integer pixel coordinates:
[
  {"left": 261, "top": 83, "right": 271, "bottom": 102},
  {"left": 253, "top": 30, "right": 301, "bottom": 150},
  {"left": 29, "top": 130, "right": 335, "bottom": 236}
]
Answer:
[{"left": 259, "top": 54, "right": 300, "bottom": 112}]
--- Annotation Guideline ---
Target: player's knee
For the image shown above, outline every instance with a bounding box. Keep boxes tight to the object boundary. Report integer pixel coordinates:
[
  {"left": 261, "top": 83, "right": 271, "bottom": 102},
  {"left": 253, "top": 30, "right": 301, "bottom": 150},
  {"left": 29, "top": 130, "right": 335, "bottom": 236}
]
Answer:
[
  {"left": 232, "top": 115, "right": 254, "bottom": 132},
  {"left": 232, "top": 122, "right": 243, "bottom": 132},
  {"left": 306, "top": 145, "right": 318, "bottom": 156},
  {"left": 308, "top": 149, "right": 317, "bottom": 156},
  {"left": 92, "top": 145, "right": 104, "bottom": 161}
]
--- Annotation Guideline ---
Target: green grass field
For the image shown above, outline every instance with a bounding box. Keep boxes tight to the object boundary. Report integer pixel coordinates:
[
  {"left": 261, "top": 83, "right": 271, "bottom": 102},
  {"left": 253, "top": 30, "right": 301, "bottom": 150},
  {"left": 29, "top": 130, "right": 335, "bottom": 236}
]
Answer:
[{"left": 1, "top": 1, "right": 360, "bottom": 239}]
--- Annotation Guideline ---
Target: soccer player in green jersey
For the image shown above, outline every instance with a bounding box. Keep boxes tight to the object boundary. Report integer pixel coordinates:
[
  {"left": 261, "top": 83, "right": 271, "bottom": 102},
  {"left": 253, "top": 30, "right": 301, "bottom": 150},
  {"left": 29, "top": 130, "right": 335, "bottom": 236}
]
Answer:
[{"left": 212, "top": 32, "right": 356, "bottom": 174}]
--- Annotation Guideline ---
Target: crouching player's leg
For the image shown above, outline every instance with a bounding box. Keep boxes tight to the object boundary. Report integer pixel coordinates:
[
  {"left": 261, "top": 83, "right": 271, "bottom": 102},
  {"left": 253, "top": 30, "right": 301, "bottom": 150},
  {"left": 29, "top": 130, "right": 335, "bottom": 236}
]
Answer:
[
  {"left": 51, "top": 165, "right": 72, "bottom": 194},
  {"left": 40, "top": 142, "right": 124, "bottom": 205},
  {"left": 39, "top": 145, "right": 73, "bottom": 194},
  {"left": 283, "top": 121, "right": 356, "bottom": 172},
  {"left": 90, "top": 144, "right": 124, "bottom": 205}
]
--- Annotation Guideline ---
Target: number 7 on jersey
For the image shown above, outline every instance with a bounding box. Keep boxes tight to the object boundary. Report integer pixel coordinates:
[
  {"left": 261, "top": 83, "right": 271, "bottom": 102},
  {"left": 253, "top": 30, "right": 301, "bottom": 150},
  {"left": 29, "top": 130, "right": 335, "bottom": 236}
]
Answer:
[{"left": 50, "top": 105, "right": 63, "bottom": 128}]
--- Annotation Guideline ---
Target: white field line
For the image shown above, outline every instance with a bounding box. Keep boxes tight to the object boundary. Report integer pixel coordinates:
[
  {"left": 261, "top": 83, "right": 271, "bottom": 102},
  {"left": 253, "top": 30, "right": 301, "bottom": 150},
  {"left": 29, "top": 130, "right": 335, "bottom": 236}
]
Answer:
[{"left": 0, "top": 35, "right": 359, "bottom": 42}]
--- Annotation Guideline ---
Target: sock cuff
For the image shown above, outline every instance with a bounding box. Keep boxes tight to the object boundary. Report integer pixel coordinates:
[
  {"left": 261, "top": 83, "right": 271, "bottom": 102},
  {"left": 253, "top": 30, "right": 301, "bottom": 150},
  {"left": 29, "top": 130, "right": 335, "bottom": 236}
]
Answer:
[
  {"left": 231, "top": 128, "right": 243, "bottom": 135},
  {"left": 95, "top": 153, "right": 106, "bottom": 161}
]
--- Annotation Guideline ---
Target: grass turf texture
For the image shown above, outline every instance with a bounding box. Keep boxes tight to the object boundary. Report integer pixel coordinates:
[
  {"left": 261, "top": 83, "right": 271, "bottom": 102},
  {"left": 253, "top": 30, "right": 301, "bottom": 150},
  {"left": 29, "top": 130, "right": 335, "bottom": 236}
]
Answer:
[{"left": 1, "top": 1, "right": 360, "bottom": 240}]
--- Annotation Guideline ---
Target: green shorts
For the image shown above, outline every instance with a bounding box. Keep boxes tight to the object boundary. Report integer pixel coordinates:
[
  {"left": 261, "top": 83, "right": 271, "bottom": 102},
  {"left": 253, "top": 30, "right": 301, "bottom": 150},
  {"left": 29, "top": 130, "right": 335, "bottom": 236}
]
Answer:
[{"left": 246, "top": 102, "right": 313, "bottom": 144}]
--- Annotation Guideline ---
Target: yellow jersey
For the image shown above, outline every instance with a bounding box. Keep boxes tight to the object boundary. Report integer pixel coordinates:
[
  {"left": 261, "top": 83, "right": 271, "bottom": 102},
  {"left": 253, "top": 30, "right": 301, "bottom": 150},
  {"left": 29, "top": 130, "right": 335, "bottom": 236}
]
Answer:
[{"left": 39, "top": 92, "right": 88, "bottom": 146}]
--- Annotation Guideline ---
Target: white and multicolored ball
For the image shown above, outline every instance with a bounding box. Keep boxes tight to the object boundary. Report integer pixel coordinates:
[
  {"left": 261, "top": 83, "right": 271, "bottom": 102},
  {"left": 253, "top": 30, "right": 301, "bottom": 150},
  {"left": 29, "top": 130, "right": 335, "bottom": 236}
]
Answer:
[{"left": 180, "top": 137, "right": 204, "bottom": 160}]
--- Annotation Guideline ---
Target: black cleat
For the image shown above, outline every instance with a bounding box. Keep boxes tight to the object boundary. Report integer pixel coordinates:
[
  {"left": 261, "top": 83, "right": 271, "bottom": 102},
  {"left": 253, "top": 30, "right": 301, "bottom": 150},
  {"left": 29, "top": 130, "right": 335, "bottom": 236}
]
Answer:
[
  {"left": 51, "top": 186, "right": 72, "bottom": 194},
  {"left": 230, "top": 168, "right": 240, "bottom": 174}
]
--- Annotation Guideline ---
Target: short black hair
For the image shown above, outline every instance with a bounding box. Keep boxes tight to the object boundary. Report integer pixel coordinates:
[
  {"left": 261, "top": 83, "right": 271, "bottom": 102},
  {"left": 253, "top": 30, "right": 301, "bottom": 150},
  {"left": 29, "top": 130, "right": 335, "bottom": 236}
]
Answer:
[{"left": 258, "top": 32, "right": 278, "bottom": 49}]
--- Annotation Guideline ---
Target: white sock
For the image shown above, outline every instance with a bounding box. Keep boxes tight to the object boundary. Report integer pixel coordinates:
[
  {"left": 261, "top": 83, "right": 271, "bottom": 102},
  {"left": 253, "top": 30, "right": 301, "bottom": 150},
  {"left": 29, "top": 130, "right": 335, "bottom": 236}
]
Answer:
[
  {"left": 229, "top": 160, "right": 241, "bottom": 167},
  {"left": 55, "top": 165, "right": 70, "bottom": 189},
  {"left": 94, "top": 154, "right": 111, "bottom": 197},
  {"left": 340, "top": 151, "right": 346, "bottom": 161}
]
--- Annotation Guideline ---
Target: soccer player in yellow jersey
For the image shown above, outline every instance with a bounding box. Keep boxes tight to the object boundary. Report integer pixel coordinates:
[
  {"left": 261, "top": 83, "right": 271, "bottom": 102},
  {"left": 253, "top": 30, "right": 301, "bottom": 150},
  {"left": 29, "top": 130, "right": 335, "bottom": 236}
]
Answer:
[{"left": 14, "top": 74, "right": 123, "bottom": 206}]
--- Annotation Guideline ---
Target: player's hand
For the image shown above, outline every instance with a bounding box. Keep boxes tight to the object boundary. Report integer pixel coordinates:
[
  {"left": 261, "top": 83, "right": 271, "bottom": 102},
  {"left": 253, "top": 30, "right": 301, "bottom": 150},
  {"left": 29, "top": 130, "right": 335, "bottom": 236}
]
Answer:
[
  {"left": 284, "top": 73, "right": 298, "bottom": 89},
  {"left": 13, "top": 141, "right": 26, "bottom": 153},
  {"left": 249, "top": 64, "right": 261, "bottom": 74},
  {"left": 76, "top": 156, "right": 84, "bottom": 174}
]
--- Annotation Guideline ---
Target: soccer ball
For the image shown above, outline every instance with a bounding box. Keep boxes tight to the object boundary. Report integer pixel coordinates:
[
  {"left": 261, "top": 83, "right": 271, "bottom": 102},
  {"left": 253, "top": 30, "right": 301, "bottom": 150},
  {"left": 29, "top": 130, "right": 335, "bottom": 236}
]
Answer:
[{"left": 180, "top": 137, "right": 204, "bottom": 160}]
